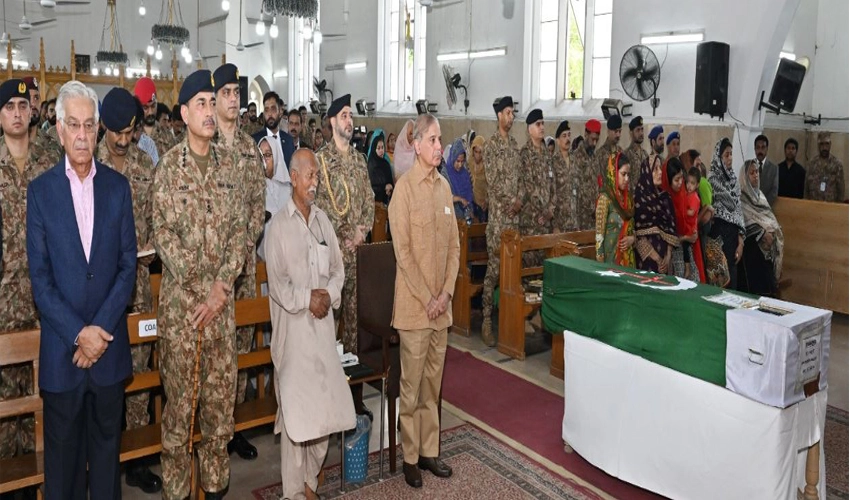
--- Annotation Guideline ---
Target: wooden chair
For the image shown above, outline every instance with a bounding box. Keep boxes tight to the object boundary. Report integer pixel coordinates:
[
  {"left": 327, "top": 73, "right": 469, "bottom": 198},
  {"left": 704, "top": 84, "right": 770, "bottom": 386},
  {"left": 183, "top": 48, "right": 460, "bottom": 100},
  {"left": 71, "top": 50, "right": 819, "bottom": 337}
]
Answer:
[
  {"left": 356, "top": 242, "right": 401, "bottom": 473},
  {"left": 497, "top": 230, "right": 578, "bottom": 360},
  {"left": 451, "top": 221, "right": 488, "bottom": 336},
  {"left": 0, "top": 329, "right": 44, "bottom": 499},
  {"left": 371, "top": 202, "right": 389, "bottom": 243}
]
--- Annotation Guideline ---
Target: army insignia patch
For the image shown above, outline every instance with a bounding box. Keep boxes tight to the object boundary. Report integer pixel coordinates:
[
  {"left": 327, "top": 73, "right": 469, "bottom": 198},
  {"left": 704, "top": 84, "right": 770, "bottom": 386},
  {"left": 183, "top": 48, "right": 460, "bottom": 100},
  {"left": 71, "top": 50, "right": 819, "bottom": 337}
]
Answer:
[{"left": 17, "top": 82, "right": 25, "bottom": 94}]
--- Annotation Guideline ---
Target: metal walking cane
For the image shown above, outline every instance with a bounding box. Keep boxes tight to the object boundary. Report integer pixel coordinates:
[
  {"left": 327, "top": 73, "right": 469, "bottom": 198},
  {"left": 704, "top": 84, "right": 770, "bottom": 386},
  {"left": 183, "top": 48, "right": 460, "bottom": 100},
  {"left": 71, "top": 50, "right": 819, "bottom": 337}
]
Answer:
[{"left": 188, "top": 323, "right": 204, "bottom": 498}]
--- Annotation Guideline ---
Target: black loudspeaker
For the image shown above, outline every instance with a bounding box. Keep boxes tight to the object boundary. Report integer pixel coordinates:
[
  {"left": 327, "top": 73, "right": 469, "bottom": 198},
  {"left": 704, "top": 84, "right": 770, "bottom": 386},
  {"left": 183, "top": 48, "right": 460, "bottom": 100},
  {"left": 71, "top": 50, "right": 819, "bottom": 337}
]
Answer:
[
  {"left": 768, "top": 58, "right": 806, "bottom": 112},
  {"left": 694, "top": 41, "right": 729, "bottom": 118},
  {"left": 239, "top": 76, "right": 248, "bottom": 109}
]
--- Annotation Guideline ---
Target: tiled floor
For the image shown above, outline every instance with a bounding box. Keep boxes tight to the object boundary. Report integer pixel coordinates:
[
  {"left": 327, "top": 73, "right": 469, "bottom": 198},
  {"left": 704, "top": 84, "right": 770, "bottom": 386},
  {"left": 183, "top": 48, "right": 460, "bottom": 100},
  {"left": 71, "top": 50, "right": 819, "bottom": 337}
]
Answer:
[{"left": 122, "top": 313, "right": 848, "bottom": 499}]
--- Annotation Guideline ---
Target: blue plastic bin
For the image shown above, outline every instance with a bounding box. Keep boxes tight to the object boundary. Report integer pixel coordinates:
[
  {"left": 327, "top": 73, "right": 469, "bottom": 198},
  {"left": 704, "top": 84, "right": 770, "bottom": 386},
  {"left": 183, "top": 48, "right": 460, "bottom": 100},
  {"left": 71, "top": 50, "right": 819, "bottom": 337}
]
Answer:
[{"left": 343, "top": 415, "right": 372, "bottom": 483}]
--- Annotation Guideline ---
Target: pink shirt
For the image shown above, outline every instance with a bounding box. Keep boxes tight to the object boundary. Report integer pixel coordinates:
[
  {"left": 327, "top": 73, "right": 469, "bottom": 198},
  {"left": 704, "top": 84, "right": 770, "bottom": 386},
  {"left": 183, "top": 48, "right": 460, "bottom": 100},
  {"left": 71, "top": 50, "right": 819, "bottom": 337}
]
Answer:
[{"left": 65, "top": 157, "right": 97, "bottom": 262}]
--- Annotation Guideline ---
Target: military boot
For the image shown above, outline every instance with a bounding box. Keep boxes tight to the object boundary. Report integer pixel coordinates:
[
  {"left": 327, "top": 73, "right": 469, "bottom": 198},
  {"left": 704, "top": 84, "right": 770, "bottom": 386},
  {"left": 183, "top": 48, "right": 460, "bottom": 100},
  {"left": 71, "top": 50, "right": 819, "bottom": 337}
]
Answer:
[{"left": 481, "top": 318, "right": 496, "bottom": 347}]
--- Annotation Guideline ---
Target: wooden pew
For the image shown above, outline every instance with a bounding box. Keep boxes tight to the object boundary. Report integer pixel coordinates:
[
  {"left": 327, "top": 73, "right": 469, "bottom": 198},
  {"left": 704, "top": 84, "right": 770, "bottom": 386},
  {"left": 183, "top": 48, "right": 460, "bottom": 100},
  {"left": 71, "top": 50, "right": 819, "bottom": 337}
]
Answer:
[
  {"left": 371, "top": 202, "right": 389, "bottom": 243},
  {"left": 547, "top": 231, "right": 596, "bottom": 379},
  {"left": 497, "top": 230, "right": 580, "bottom": 360},
  {"left": 773, "top": 197, "right": 848, "bottom": 314},
  {"left": 0, "top": 329, "right": 43, "bottom": 499},
  {"left": 451, "top": 221, "right": 488, "bottom": 336}
]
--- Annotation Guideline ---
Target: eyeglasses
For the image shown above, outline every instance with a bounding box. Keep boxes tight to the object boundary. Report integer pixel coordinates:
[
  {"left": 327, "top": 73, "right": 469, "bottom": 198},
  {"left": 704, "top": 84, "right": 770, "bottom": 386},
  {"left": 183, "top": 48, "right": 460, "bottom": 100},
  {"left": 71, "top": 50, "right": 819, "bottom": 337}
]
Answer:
[
  {"left": 62, "top": 119, "right": 97, "bottom": 135},
  {"left": 261, "top": 152, "right": 273, "bottom": 159}
]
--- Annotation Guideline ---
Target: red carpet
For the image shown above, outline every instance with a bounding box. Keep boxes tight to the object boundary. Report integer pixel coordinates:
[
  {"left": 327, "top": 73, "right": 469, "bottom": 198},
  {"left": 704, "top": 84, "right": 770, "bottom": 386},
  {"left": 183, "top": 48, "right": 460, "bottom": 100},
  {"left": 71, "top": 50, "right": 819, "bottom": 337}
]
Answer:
[{"left": 441, "top": 346, "right": 665, "bottom": 500}]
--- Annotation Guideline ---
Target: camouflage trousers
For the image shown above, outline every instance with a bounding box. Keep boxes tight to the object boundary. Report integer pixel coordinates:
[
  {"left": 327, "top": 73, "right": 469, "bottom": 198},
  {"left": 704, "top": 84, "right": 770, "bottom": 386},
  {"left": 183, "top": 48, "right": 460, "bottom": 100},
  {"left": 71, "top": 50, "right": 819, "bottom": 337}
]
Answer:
[
  {"left": 482, "top": 222, "right": 512, "bottom": 319},
  {"left": 336, "top": 273, "right": 358, "bottom": 353},
  {"left": 125, "top": 343, "right": 153, "bottom": 430},
  {"left": 0, "top": 364, "right": 35, "bottom": 459},
  {"left": 159, "top": 334, "right": 236, "bottom": 499},
  {"left": 520, "top": 222, "right": 551, "bottom": 269}
]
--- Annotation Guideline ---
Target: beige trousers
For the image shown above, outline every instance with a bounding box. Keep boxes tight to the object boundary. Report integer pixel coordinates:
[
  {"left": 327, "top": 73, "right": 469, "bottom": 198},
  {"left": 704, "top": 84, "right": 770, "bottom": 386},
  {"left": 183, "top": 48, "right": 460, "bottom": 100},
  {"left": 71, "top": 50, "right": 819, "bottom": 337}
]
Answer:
[
  {"left": 398, "top": 327, "right": 448, "bottom": 465},
  {"left": 279, "top": 416, "right": 329, "bottom": 500}
]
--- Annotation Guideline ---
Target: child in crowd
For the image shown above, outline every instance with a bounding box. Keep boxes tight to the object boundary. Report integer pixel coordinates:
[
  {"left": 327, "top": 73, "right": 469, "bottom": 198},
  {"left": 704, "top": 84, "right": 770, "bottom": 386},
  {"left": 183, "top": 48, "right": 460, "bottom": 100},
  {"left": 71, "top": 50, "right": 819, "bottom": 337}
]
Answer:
[{"left": 686, "top": 167, "right": 706, "bottom": 282}]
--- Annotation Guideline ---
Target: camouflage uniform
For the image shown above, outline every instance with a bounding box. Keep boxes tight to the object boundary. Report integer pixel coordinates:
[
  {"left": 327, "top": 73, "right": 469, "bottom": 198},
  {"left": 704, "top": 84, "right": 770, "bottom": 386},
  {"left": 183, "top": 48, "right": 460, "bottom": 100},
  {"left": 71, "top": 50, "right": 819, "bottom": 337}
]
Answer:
[
  {"left": 150, "top": 123, "right": 178, "bottom": 159},
  {"left": 805, "top": 154, "right": 845, "bottom": 202},
  {"left": 96, "top": 141, "right": 156, "bottom": 431},
  {"left": 0, "top": 135, "right": 58, "bottom": 458},
  {"left": 552, "top": 150, "right": 576, "bottom": 232},
  {"left": 315, "top": 140, "right": 374, "bottom": 353},
  {"left": 153, "top": 140, "right": 247, "bottom": 499},
  {"left": 624, "top": 141, "right": 648, "bottom": 193},
  {"left": 481, "top": 131, "right": 520, "bottom": 325},
  {"left": 519, "top": 141, "right": 556, "bottom": 267},
  {"left": 242, "top": 121, "right": 264, "bottom": 137},
  {"left": 572, "top": 144, "right": 598, "bottom": 230},
  {"left": 212, "top": 126, "right": 266, "bottom": 405}
]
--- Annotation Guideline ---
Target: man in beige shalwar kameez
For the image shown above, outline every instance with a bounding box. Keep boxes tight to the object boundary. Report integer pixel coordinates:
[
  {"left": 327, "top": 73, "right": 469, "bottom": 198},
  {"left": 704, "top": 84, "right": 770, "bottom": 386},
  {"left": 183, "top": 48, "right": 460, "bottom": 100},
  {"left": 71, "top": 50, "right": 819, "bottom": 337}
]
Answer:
[{"left": 266, "top": 149, "right": 356, "bottom": 500}]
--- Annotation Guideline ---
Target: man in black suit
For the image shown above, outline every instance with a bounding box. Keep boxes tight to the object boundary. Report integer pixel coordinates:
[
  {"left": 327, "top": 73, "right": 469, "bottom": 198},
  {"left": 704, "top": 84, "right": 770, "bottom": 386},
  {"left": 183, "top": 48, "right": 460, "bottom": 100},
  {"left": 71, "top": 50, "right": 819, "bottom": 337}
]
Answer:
[
  {"left": 27, "top": 80, "right": 136, "bottom": 499},
  {"left": 252, "top": 91, "right": 295, "bottom": 169}
]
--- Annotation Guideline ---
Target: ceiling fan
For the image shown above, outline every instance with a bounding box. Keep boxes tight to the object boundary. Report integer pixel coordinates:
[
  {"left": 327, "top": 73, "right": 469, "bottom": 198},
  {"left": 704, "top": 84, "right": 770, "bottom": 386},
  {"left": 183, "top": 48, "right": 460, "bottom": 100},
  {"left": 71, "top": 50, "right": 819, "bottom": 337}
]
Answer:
[
  {"left": 0, "top": 0, "right": 28, "bottom": 44},
  {"left": 18, "top": 0, "right": 54, "bottom": 31},
  {"left": 217, "top": 0, "right": 262, "bottom": 51}
]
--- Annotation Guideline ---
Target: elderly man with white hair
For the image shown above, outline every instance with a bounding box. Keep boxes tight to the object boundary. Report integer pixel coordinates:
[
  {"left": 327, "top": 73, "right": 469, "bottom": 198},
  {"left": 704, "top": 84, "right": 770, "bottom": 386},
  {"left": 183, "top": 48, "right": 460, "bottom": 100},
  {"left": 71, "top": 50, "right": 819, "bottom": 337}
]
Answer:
[{"left": 26, "top": 80, "right": 137, "bottom": 499}]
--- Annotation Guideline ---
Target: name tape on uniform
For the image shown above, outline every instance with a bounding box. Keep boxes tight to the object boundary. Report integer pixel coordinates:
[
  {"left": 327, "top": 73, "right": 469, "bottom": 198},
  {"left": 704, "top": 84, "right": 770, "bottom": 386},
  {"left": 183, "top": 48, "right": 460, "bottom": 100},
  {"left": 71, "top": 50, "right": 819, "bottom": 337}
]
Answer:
[{"left": 139, "top": 318, "right": 158, "bottom": 338}]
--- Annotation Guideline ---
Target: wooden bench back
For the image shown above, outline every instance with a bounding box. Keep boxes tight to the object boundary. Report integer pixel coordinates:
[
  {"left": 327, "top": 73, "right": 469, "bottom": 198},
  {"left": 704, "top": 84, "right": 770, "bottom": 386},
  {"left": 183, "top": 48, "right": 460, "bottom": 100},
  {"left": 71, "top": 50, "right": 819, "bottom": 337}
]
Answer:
[
  {"left": 0, "top": 329, "right": 43, "bottom": 452},
  {"left": 551, "top": 230, "right": 596, "bottom": 260},
  {"left": 773, "top": 197, "right": 848, "bottom": 313},
  {"left": 451, "top": 222, "right": 488, "bottom": 336},
  {"left": 372, "top": 202, "right": 389, "bottom": 242}
]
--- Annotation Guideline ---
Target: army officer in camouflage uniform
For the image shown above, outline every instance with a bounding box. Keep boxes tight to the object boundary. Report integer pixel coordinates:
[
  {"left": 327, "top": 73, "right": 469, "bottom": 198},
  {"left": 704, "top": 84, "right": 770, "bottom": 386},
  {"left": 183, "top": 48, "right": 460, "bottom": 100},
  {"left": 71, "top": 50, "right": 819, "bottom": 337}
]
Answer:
[{"left": 153, "top": 70, "right": 248, "bottom": 500}]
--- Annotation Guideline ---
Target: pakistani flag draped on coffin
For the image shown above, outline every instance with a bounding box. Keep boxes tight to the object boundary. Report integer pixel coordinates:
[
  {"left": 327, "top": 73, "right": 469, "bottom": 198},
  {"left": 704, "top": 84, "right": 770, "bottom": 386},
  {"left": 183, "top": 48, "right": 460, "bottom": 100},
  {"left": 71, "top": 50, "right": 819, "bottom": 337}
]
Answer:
[{"left": 542, "top": 256, "right": 731, "bottom": 385}]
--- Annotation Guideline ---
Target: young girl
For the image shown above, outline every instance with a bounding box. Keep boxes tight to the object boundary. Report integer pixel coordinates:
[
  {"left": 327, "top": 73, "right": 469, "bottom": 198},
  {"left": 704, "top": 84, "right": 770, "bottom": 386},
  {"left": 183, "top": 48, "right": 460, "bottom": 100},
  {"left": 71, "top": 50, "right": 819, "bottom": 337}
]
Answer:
[
  {"left": 685, "top": 167, "right": 706, "bottom": 281},
  {"left": 595, "top": 152, "right": 635, "bottom": 266},
  {"left": 662, "top": 157, "right": 699, "bottom": 279}
]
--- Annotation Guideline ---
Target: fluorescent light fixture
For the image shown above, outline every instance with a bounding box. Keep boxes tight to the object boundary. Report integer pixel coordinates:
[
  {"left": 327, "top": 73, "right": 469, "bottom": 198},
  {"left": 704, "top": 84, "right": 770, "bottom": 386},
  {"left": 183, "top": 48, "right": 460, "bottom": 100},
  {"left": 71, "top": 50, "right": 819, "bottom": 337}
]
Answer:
[
  {"left": 640, "top": 31, "right": 704, "bottom": 45},
  {"left": 345, "top": 61, "right": 367, "bottom": 70},
  {"left": 273, "top": 70, "right": 287, "bottom": 78},
  {"left": 437, "top": 47, "right": 507, "bottom": 62},
  {"left": 779, "top": 51, "right": 796, "bottom": 60},
  {"left": 469, "top": 48, "right": 506, "bottom": 59},
  {"left": 125, "top": 68, "right": 160, "bottom": 77}
]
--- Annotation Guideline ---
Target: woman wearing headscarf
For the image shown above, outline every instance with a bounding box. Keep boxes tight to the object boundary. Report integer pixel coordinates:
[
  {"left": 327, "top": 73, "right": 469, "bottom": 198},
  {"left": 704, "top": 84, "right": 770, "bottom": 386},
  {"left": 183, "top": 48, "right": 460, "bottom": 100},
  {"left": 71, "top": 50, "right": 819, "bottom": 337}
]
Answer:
[
  {"left": 545, "top": 136, "right": 556, "bottom": 156},
  {"left": 595, "top": 152, "right": 635, "bottom": 267},
  {"left": 444, "top": 138, "right": 475, "bottom": 222},
  {"left": 468, "top": 135, "right": 488, "bottom": 222},
  {"left": 633, "top": 156, "right": 680, "bottom": 273},
  {"left": 738, "top": 159, "right": 784, "bottom": 295},
  {"left": 661, "top": 157, "right": 702, "bottom": 280},
  {"left": 367, "top": 129, "right": 394, "bottom": 204},
  {"left": 257, "top": 135, "right": 291, "bottom": 261},
  {"left": 708, "top": 137, "right": 745, "bottom": 289},
  {"left": 386, "top": 132, "right": 397, "bottom": 163},
  {"left": 393, "top": 119, "right": 416, "bottom": 181}
]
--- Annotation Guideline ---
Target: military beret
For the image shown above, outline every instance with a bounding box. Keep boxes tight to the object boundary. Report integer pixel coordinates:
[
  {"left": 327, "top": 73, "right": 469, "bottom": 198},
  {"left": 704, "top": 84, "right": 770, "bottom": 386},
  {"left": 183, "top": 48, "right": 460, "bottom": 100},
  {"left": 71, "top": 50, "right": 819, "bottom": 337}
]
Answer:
[
  {"left": 178, "top": 69, "right": 215, "bottom": 105},
  {"left": 134, "top": 77, "right": 157, "bottom": 105},
  {"left": 22, "top": 76, "right": 37, "bottom": 91},
  {"left": 0, "top": 79, "right": 29, "bottom": 108},
  {"left": 607, "top": 114, "right": 622, "bottom": 130},
  {"left": 817, "top": 131, "right": 831, "bottom": 143},
  {"left": 493, "top": 95, "right": 513, "bottom": 114},
  {"left": 585, "top": 119, "right": 601, "bottom": 134},
  {"left": 629, "top": 116, "right": 643, "bottom": 130},
  {"left": 648, "top": 125, "right": 664, "bottom": 140},
  {"left": 555, "top": 120, "right": 570, "bottom": 138},
  {"left": 327, "top": 93, "right": 351, "bottom": 118},
  {"left": 101, "top": 87, "right": 139, "bottom": 132},
  {"left": 525, "top": 108, "right": 543, "bottom": 125},
  {"left": 666, "top": 131, "right": 680, "bottom": 145},
  {"left": 213, "top": 63, "right": 239, "bottom": 94}
]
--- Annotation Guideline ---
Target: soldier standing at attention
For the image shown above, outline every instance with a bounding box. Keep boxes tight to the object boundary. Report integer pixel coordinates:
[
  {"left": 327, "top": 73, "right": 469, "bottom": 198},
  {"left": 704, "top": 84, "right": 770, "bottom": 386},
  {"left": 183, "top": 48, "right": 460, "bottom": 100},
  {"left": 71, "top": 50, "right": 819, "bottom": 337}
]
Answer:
[
  {"left": 96, "top": 87, "right": 162, "bottom": 494},
  {"left": 481, "top": 96, "right": 521, "bottom": 347},
  {"left": 134, "top": 77, "right": 176, "bottom": 159},
  {"left": 647, "top": 125, "right": 665, "bottom": 166},
  {"left": 518, "top": 108, "right": 556, "bottom": 263},
  {"left": 552, "top": 120, "right": 575, "bottom": 232},
  {"left": 625, "top": 116, "right": 648, "bottom": 193},
  {"left": 572, "top": 119, "right": 601, "bottom": 230},
  {"left": 211, "top": 63, "right": 266, "bottom": 461},
  {"left": 315, "top": 93, "right": 375, "bottom": 417},
  {"left": 805, "top": 131, "right": 845, "bottom": 202},
  {"left": 0, "top": 79, "right": 57, "bottom": 463},
  {"left": 593, "top": 115, "right": 624, "bottom": 183},
  {"left": 153, "top": 69, "right": 247, "bottom": 500}
]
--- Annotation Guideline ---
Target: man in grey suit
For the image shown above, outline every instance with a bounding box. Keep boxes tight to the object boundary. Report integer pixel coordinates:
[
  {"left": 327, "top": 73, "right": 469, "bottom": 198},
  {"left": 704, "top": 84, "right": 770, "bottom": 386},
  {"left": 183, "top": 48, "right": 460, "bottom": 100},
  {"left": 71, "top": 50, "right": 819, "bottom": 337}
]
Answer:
[{"left": 753, "top": 134, "right": 778, "bottom": 206}]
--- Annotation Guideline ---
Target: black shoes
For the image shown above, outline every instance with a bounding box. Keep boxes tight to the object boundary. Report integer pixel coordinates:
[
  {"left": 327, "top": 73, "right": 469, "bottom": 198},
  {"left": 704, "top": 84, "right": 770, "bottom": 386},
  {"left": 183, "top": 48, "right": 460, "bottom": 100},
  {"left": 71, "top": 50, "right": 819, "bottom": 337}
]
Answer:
[
  {"left": 417, "top": 456, "right": 453, "bottom": 478},
  {"left": 402, "top": 462, "right": 423, "bottom": 488},
  {"left": 227, "top": 432, "right": 258, "bottom": 460},
  {"left": 204, "top": 490, "right": 225, "bottom": 500},
  {"left": 125, "top": 465, "right": 163, "bottom": 494}
]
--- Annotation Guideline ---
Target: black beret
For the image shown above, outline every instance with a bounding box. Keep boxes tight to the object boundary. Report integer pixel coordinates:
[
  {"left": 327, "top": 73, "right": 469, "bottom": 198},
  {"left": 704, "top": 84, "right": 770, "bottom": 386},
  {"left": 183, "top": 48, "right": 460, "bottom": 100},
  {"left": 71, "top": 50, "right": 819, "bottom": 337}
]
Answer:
[
  {"left": 213, "top": 63, "right": 239, "bottom": 93},
  {"left": 493, "top": 95, "right": 513, "bottom": 114},
  {"left": 629, "top": 116, "right": 643, "bottom": 130},
  {"left": 101, "top": 87, "right": 139, "bottom": 132},
  {"left": 178, "top": 69, "right": 215, "bottom": 105},
  {"left": 607, "top": 114, "right": 622, "bottom": 130},
  {"left": 0, "top": 79, "right": 29, "bottom": 109},
  {"left": 327, "top": 94, "right": 351, "bottom": 118},
  {"left": 525, "top": 108, "right": 543, "bottom": 125},
  {"left": 555, "top": 120, "right": 570, "bottom": 138}
]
